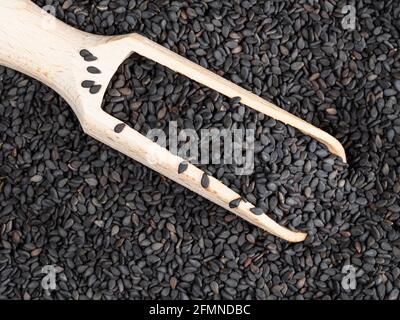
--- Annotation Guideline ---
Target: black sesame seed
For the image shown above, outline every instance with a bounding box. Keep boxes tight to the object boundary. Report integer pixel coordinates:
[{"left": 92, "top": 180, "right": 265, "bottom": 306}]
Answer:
[
  {"left": 250, "top": 207, "right": 264, "bottom": 215},
  {"left": 90, "top": 85, "right": 102, "bottom": 94},
  {"left": 178, "top": 161, "right": 189, "bottom": 174},
  {"left": 79, "top": 49, "right": 92, "bottom": 57},
  {"left": 201, "top": 173, "right": 210, "bottom": 188},
  {"left": 81, "top": 80, "right": 94, "bottom": 88},
  {"left": 229, "top": 198, "right": 241, "bottom": 208},
  {"left": 114, "top": 123, "right": 126, "bottom": 133},
  {"left": 84, "top": 55, "right": 98, "bottom": 62},
  {"left": 87, "top": 66, "right": 101, "bottom": 74},
  {"left": 231, "top": 96, "right": 242, "bottom": 105}
]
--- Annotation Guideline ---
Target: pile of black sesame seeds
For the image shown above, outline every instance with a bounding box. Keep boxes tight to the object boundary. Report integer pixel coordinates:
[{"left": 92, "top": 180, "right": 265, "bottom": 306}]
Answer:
[{"left": 0, "top": 0, "right": 399, "bottom": 300}]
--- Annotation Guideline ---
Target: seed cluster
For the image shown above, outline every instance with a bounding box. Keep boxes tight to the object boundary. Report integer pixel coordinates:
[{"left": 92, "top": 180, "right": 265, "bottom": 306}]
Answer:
[
  {"left": 0, "top": 0, "right": 399, "bottom": 300},
  {"left": 79, "top": 49, "right": 97, "bottom": 62},
  {"left": 79, "top": 49, "right": 102, "bottom": 94}
]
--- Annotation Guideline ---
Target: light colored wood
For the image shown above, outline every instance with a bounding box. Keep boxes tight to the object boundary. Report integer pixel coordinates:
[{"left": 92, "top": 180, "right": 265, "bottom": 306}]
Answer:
[
  {"left": 0, "top": 0, "right": 128, "bottom": 122},
  {"left": 0, "top": 0, "right": 352, "bottom": 242}
]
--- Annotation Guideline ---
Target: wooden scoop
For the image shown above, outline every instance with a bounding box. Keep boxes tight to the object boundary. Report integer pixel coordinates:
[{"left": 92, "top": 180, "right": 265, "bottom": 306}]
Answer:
[{"left": 0, "top": 0, "right": 347, "bottom": 242}]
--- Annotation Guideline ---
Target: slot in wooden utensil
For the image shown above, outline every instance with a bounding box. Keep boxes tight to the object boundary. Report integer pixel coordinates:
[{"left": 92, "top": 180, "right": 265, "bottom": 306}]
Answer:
[{"left": 0, "top": 0, "right": 347, "bottom": 242}]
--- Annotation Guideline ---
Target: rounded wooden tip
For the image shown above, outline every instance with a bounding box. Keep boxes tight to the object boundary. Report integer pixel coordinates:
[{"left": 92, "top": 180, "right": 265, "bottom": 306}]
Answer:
[
  {"left": 265, "top": 224, "right": 307, "bottom": 243},
  {"left": 326, "top": 137, "right": 347, "bottom": 163}
]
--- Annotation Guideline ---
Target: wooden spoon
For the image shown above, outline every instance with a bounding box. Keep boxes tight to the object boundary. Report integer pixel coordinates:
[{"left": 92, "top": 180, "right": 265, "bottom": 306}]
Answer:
[{"left": 0, "top": 0, "right": 347, "bottom": 242}]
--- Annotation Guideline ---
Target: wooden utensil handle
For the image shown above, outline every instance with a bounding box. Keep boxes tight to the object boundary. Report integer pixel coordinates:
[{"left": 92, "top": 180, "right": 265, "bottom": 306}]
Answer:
[{"left": 0, "top": 0, "right": 105, "bottom": 116}]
